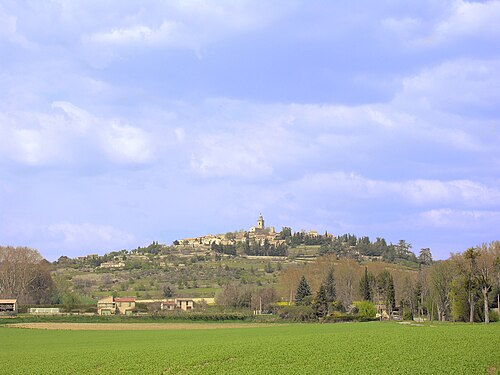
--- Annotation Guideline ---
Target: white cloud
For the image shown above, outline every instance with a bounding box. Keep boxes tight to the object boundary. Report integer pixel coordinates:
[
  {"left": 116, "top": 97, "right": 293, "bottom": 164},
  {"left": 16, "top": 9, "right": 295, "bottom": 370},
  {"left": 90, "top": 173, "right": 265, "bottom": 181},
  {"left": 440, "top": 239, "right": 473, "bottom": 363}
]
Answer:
[
  {"left": 190, "top": 132, "right": 275, "bottom": 178},
  {"left": 419, "top": 208, "right": 500, "bottom": 228},
  {"left": 431, "top": 0, "right": 500, "bottom": 43},
  {"left": 397, "top": 58, "right": 500, "bottom": 117},
  {"left": 102, "top": 122, "right": 154, "bottom": 164},
  {"left": 291, "top": 172, "right": 500, "bottom": 208},
  {"left": 0, "top": 102, "right": 156, "bottom": 167},
  {"left": 88, "top": 22, "right": 183, "bottom": 46},
  {"left": 83, "top": 1, "right": 295, "bottom": 58},
  {"left": 48, "top": 222, "right": 135, "bottom": 249}
]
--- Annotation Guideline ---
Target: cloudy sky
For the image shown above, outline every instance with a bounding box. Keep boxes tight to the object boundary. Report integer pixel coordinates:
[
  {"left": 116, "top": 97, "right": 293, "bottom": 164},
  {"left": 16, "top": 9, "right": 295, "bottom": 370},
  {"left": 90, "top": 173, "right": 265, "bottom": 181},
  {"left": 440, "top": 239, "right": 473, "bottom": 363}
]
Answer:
[{"left": 1, "top": 1, "right": 499, "bottom": 260}]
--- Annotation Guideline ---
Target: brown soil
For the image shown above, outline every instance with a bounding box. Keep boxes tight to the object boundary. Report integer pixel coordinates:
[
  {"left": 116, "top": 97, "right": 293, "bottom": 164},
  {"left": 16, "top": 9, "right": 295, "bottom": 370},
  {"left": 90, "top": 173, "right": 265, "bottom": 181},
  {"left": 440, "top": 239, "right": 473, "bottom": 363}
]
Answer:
[{"left": 5, "top": 322, "right": 268, "bottom": 331}]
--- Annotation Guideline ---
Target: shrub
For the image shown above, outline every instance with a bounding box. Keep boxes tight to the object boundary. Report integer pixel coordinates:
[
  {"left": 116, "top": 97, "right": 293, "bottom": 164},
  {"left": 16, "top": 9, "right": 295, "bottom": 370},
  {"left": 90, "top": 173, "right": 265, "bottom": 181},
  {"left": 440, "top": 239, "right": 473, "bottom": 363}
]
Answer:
[
  {"left": 490, "top": 309, "right": 499, "bottom": 322},
  {"left": 279, "top": 305, "right": 316, "bottom": 322},
  {"left": 402, "top": 307, "right": 413, "bottom": 321},
  {"left": 322, "top": 314, "right": 377, "bottom": 323},
  {"left": 353, "top": 301, "right": 376, "bottom": 318}
]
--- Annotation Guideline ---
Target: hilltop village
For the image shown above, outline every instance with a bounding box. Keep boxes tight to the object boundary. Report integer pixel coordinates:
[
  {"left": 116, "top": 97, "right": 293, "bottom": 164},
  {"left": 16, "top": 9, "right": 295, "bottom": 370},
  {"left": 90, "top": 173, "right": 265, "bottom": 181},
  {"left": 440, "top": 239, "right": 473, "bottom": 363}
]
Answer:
[{"left": 174, "top": 214, "right": 321, "bottom": 257}]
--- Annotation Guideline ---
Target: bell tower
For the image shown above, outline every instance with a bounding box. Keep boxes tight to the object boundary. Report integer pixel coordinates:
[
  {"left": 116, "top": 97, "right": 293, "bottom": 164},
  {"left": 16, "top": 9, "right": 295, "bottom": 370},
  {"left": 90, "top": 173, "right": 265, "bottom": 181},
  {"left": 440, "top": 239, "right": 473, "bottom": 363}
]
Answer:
[{"left": 257, "top": 213, "right": 265, "bottom": 230}]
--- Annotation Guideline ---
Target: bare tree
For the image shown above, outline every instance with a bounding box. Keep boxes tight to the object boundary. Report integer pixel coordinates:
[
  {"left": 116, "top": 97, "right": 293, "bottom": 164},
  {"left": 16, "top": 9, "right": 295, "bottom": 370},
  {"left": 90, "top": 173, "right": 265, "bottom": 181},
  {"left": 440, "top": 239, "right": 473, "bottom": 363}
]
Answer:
[
  {"left": 476, "top": 241, "right": 500, "bottom": 323},
  {"left": 429, "top": 260, "right": 454, "bottom": 321},
  {"left": 0, "top": 246, "right": 54, "bottom": 304},
  {"left": 335, "top": 260, "right": 359, "bottom": 310}
]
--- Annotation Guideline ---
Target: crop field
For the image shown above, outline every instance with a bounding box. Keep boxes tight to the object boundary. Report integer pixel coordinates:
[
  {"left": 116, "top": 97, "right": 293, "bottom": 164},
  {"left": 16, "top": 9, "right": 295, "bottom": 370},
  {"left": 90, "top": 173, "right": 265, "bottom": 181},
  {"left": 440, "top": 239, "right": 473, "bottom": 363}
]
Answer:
[{"left": 1, "top": 321, "right": 499, "bottom": 374}]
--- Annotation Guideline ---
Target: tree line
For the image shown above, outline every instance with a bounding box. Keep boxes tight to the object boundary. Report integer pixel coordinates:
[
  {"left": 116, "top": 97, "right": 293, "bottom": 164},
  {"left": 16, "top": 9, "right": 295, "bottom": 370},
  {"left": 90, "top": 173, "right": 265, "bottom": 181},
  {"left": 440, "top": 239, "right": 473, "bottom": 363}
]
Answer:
[{"left": 279, "top": 241, "right": 500, "bottom": 323}]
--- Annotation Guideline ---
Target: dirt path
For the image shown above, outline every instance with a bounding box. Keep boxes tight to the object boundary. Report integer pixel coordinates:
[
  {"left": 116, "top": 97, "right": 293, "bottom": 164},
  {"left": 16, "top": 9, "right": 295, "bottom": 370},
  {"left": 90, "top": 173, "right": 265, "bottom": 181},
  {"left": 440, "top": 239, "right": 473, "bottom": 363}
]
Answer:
[{"left": 5, "top": 322, "right": 270, "bottom": 331}]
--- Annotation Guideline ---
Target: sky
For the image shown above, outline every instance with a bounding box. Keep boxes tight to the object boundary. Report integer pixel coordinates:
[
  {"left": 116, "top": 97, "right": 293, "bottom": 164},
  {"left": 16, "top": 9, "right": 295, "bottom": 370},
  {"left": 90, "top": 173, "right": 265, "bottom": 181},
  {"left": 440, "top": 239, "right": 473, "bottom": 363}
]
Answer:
[{"left": 1, "top": 0, "right": 499, "bottom": 261}]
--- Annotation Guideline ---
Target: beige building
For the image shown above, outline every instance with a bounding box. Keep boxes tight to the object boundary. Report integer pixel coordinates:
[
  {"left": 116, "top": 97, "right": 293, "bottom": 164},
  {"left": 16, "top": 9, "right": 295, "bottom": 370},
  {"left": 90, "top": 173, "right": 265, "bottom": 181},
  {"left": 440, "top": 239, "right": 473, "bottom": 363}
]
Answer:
[
  {"left": 97, "top": 296, "right": 136, "bottom": 315},
  {"left": 115, "top": 297, "right": 136, "bottom": 315},
  {"left": 97, "top": 296, "right": 116, "bottom": 315},
  {"left": 160, "top": 298, "right": 195, "bottom": 311},
  {"left": 176, "top": 298, "right": 194, "bottom": 311},
  {"left": 0, "top": 299, "right": 18, "bottom": 315}
]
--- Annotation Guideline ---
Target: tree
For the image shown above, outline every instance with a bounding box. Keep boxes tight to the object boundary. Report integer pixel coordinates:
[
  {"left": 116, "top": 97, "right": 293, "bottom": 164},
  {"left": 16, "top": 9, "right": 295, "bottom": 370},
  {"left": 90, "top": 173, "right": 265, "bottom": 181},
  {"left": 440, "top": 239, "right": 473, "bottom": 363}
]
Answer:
[
  {"left": 295, "top": 276, "right": 312, "bottom": 305},
  {"left": 429, "top": 261, "right": 454, "bottom": 321},
  {"left": 336, "top": 260, "right": 357, "bottom": 311},
  {"left": 0, "top": 246, "right": 54, "bottom": 304},
  {"left": 385, "top": 274, "right": 396, "bottom": 317},
  {"left": 359, "top": 267, "right": 372, "bottom": 302},
  {"left": 462, "top": 248, "right": 479, "bottom": 323},
  {"left": 419, "top": 248, "right": 433, "bottom": 265},
  {"left": 476, "top": 242, "right": 500, "bottom": 323},
  {"left": 324, "top": 268, "right": 336, "bottom": 311},
  {"left": 312, "top": 284, "right": 329, "bottom": 318},
  {"left": 216, "top": 284, "right": 252, "bottom": 309},
  {"left": 163, "top": 284, "right": 174, "bottom": 298},
  {"left": 251, "top": 287, "right": 277, "bottom": 313},
  {"left": 264, "top": 262, "right": 274, "bottom": 274},
  {"left": 376, "top": 271, "right": 395, "bottom": 318}
]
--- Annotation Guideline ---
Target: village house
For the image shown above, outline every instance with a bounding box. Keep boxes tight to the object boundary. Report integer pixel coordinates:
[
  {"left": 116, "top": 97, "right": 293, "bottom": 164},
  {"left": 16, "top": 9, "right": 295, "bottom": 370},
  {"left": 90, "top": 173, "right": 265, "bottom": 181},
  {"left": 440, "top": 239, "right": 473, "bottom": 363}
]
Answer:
[
  {"left": 160, "top": 298, "right": 195, "bottom": 311},
  {"left": 115, "top": 297, "right": 136, "bottom": 315},
  {"left": 97, "top": 296, "right": 136, "bottom": 315},
  {"left": 97, "top": 296, "right": 116, "bottom": 315},
  {"left": 175, "top": 298, "right": 194, "bottom": 311},
  {"left": 0, "top": 299, "right": 18, "bottom": 315}
]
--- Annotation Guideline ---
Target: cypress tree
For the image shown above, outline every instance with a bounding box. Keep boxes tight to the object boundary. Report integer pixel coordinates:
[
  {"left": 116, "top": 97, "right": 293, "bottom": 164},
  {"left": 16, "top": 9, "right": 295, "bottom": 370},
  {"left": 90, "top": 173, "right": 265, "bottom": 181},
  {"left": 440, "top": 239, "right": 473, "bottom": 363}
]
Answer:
[
  {"left": 359, "top": 266, "right": 372, "bottom": 301},
  {"left": 295, "top": 275, "right": 312, "bottom": 305},
  {"left": 385, "top": 274, "right": 396, "bottom": 317},
  {"left": 324, "top": 268, "right": 336, "bottom": 307}
]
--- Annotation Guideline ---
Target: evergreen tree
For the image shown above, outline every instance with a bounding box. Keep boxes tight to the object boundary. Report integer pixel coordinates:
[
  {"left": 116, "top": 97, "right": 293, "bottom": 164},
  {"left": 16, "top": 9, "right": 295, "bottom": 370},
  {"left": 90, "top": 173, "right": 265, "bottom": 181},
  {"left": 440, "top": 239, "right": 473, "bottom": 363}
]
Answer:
[
  {"left": 385, "top": 274, "right": 396, "bottom": 317},
  {"left": 163, "top": 285, "right": 174, "bottom": 298},
  {"left": 313, "top": 284, "right": 329, "bottom": 318},
  {"left": 359, "top": 266, "right": 372, "bottom": 301},
  {"left": 295, "top": 275, "right": 312, "bottom": 305},
  {"left": 324, "top": 268, "right": 336, "bottom": 308}
]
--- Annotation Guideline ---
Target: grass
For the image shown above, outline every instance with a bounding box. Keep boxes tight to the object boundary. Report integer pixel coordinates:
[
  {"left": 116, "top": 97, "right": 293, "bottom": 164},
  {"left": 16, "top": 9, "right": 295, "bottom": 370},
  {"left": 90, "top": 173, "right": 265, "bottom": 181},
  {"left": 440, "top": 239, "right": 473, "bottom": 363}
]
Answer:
[{"left": 1, "top": 321, "right": 499, "bottom": 374}]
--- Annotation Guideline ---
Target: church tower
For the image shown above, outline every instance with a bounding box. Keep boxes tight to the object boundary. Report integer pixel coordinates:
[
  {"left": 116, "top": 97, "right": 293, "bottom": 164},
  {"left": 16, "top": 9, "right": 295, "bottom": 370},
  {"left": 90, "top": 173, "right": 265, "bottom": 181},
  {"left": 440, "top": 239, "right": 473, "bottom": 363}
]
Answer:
[{"left": 257, "top": 213, "right": 265, "bottom": 230}]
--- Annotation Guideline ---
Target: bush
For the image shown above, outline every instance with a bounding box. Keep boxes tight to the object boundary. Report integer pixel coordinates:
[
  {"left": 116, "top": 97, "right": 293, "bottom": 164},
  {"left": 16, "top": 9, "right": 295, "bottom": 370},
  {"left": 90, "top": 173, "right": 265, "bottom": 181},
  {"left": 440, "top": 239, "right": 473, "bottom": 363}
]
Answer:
[
  {"left": 353, "top": 301, "right": 376, "bottom": 318},
  {"left": 490, "top": 309, "right": 499, "bottom": 322},
  {"left": 322, "top": 314, "right": 377, "bottom": 323},
  {"left": 279, "top": 305, "right": 316, "bottom": 322},
  {"left": 402, "top": 307, "right": 413, "bottom": 321}
]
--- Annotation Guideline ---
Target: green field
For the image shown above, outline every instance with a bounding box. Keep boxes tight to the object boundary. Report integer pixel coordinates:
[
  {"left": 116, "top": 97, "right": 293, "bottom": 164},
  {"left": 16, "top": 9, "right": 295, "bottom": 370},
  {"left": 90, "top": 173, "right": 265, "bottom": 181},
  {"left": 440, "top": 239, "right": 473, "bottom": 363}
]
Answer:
[{"left": 1, "top": 322, "right": 499, "bottom": 374}]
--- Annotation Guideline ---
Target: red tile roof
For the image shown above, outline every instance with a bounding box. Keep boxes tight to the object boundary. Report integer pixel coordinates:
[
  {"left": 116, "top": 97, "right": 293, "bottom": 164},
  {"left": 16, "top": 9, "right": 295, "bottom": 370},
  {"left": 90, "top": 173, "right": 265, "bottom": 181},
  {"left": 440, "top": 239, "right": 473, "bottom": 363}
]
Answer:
[{"left": 115, "top": 297, "right": 136, "bottom": 302}]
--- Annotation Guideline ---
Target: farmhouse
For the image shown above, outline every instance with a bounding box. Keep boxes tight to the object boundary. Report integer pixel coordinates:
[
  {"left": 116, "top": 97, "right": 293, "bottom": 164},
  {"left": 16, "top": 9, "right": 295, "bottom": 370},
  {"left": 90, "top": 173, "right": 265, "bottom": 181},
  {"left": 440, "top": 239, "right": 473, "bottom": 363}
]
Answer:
[
  {"left": 176, "top": 298, "right": 194, "bottom": 311},
  {"left": 0, "top": 299, "right": 18, "bottom": 315},
  {"left": 97, "top": 296, "right": 136, "bottom": 315},
  {"left": 115, "top": 297, "right": 136, "bottom": 315},
  {"left": 160, "top": 298, "right": 196, "bottom": 311}
]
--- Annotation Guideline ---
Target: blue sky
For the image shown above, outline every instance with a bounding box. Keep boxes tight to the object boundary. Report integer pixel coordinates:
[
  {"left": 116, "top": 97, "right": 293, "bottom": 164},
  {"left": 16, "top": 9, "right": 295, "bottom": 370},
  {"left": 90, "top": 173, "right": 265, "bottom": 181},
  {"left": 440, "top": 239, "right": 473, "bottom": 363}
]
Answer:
[{"left": 1, "top": 0, "right": 499, "bottom": 260}]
